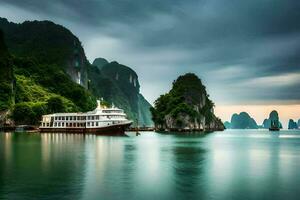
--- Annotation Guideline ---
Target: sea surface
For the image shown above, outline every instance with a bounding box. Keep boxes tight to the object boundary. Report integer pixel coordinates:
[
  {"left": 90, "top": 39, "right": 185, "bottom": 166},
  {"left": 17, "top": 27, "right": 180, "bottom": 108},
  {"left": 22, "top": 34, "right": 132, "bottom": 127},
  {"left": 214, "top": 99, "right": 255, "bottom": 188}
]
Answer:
[{"left": 1, "top": 130, "right": 300, "bottom": 200}]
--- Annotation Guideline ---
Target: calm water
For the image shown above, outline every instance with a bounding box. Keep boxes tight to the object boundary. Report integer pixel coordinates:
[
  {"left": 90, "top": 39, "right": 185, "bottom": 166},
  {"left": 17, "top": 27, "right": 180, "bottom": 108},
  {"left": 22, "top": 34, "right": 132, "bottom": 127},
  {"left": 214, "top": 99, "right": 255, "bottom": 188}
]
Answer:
[{"left": 1, "top": 130, "right": 300, "bottom": 200}]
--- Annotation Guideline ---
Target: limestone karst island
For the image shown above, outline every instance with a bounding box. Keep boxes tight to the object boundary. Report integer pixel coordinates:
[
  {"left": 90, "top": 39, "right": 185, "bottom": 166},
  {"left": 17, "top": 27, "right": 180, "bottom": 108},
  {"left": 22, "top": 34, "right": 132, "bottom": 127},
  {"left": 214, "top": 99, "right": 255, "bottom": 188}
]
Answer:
[{"left": 1, "top": 1, "right": 300, "bottom": 200}]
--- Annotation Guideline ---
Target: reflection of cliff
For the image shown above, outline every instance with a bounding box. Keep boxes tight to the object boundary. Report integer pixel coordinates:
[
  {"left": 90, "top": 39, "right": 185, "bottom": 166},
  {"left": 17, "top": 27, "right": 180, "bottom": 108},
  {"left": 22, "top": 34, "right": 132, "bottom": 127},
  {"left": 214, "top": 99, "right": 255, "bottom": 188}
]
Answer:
[{"left": 171, "top": 138, "right": 205, "bottom": 198}]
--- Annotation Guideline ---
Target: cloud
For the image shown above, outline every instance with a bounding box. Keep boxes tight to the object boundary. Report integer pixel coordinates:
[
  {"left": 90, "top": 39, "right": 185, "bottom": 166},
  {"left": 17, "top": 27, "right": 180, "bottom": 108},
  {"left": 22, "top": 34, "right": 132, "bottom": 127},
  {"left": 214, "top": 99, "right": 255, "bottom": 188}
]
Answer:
[{"left": 0, "top": 0, "right": 300, "bottom": 105}]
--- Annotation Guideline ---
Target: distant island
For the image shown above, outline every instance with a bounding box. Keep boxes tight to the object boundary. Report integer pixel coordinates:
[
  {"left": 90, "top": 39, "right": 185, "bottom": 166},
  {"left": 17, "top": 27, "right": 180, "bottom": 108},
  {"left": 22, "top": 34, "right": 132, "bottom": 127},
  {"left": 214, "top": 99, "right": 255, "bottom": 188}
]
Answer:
[
  {"left": 150, "top": 73, "right": 224, "bottom": 132},
  {"left": 288, "top": 119, "right": 300, "bottom": 129},
  {"left": 224, "top": 112, "right": 258, "bottom": 129},
  {"left": 0, "top": 18, "right": 153, "bottom": 128},
  {"left": 225, "top": 110, "right": 284, "bottom": 130}
]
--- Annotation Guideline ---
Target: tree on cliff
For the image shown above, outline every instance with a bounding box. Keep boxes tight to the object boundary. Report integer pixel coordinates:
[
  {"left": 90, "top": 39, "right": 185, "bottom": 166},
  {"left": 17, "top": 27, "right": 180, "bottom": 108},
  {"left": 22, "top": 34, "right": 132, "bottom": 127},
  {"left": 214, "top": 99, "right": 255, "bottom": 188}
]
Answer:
[{"left": 47, "top": 96, "right": 65, "bottom": 113}]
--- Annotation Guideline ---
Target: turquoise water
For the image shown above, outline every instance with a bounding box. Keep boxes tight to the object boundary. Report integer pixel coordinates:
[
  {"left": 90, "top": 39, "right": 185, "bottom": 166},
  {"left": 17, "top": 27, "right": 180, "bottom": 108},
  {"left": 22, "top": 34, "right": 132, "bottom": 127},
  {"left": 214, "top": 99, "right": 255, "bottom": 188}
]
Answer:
[{"left": 1, "top": 130, "right": 300, "bottom": 200}]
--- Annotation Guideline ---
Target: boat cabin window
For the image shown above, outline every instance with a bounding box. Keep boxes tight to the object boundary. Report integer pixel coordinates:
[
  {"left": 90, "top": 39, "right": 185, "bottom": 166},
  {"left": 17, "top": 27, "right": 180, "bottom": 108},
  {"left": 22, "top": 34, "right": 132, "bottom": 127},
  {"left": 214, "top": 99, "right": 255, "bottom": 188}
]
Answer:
[
  {"left": 62, "top": 122, "right": 64, "bottom": 127},
  {"left": 96, "top": 115, "right": 99, "bottom": 120},
  {"left": 96, "top": 122, "right": 98, "bottom": 126},
  {"left": 62, "top": 117, "right": 65, "bottom": 120},
  {"left": 87, "top": 122, "right": 90, "bottom": 126}
]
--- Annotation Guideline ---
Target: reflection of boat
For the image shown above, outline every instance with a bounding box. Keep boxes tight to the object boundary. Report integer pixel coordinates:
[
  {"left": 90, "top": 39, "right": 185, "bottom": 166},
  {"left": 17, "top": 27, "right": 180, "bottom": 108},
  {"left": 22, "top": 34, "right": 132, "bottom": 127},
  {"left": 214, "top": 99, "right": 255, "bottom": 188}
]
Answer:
[
  {"left": 39, "top": 100, "right": 132, "bottom": 135},
  {"left": 269, "top": 120, "right": 280, "bottom": 131}
]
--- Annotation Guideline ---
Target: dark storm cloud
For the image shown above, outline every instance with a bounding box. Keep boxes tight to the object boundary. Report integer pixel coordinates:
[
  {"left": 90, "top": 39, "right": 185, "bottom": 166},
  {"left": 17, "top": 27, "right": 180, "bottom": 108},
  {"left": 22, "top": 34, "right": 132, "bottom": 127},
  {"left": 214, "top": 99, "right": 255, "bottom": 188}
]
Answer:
[{"left": 1, "top": 0, "right": 300, "bottom": 104}]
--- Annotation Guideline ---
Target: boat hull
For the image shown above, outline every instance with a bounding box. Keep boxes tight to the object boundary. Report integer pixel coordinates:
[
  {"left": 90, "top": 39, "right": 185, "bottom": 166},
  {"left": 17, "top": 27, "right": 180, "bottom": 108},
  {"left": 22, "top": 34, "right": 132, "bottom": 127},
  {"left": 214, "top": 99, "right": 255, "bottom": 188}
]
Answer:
[
  {"left": 39, "top": 122, "right": 132, "bottom": 135},
  {"left": 269, "top": 128, "right": 280, "bottom": 131}
]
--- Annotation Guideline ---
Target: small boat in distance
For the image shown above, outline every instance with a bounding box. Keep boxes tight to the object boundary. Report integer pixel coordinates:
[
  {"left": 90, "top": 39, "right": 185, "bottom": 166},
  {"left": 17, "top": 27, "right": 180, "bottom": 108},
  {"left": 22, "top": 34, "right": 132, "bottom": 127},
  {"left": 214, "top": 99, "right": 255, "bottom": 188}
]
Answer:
[
  {"left": 39, "top": 100, "right": 132, "bottom": 135},
  {"left": 269, "top": 120, "right": 280, "bottom": 131}
]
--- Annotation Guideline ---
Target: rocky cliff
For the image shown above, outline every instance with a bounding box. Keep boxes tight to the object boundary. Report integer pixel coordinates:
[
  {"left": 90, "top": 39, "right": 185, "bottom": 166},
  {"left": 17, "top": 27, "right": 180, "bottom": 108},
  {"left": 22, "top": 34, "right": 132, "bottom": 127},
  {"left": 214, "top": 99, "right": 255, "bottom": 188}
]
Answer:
[
  {"left": 89, "top": 60, "right": 153, "bottom": 126},
  {"left": 226, "top": 112, "right": 258, "bottom": 129},
  {"left": 150, "top": 73, "right": 224, "bottom": 132}
]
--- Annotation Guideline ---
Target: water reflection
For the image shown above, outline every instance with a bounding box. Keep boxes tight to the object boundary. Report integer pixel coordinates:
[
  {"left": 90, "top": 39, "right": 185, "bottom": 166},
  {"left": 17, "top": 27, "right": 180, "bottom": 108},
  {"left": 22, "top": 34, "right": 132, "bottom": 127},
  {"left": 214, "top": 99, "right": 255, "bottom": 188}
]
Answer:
[
  {"left": 1, "top": 130, "right": 300, "bottom": 200},
  {"left": 0, "top": 133, "right": 86, "bottom": 199},
  {"left": 171, "top": 137, "right": 206, "bottom": 199}
]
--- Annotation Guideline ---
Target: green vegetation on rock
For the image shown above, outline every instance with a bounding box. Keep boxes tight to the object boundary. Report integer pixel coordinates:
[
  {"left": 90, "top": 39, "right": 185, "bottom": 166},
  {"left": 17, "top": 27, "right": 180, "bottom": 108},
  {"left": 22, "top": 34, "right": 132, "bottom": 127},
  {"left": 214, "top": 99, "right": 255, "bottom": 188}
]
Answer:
[
  {"left": 0, "top": 18, "right": 97, "bottom": 125},
  {"left": 150, "top": 73, "right": 223, "bottom": 131}
]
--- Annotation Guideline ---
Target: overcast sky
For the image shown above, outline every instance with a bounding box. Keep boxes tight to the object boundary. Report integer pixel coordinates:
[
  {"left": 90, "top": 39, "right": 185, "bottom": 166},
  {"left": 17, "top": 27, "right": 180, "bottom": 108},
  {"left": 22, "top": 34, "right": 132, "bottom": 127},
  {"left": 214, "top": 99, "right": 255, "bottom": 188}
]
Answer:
[{"left": 1, "top": 0, "right": 300, "bottom": 110}]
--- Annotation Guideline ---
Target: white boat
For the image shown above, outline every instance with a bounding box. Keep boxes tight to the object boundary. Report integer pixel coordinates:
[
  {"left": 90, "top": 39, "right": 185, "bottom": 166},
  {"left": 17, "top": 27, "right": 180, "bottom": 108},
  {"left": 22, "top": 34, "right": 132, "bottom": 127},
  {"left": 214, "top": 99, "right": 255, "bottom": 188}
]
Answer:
[{"left": 39, "top": 100, "right": 132, "bottom": 135}]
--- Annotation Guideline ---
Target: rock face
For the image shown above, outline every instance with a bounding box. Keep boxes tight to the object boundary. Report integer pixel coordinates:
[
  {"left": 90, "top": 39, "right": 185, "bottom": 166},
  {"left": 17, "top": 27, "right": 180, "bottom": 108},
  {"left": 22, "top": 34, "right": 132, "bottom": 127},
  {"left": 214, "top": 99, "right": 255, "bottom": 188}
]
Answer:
[
  {"left": 89, "top": 60, "right": 153, "bottom": 126},
  {"left": 288, "top": 119, "right": 299, "bottom": 129},
  {"left": 227, "top": 112, "right": 258, "bottom": 129},
  {"left": 150, "top": 73, "right": 224, "bottom": 132},
  {"left": 92, "top": 57, "right": 108, "bottom": 70},
  {"left": 263, "top": 110, "right": 282, "bottom": 129}
]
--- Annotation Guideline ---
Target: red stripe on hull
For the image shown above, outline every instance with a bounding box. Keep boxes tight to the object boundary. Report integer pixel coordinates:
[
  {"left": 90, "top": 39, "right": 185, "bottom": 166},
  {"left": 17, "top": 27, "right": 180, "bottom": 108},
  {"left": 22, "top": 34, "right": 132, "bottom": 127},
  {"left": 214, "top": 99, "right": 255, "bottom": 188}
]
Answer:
[{"left": 39, "top": 123, "right": 131, "bottom": 136}]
